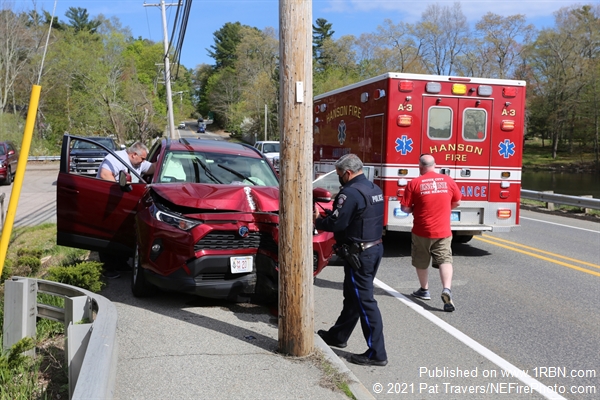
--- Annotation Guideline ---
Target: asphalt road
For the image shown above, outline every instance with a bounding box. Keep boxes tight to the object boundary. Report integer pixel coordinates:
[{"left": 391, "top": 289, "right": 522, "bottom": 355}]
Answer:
[
  {"left": 3, "top": 158, "right": 599, "bottom": 399},
  {"left": 319, "top": 215, "right": 599, "bottom": 399}
]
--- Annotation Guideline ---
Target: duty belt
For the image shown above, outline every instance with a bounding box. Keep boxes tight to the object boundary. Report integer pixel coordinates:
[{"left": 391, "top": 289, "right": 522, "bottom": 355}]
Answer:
[{"left": 358, "top": 239, "right": 382, "bottom": 252}]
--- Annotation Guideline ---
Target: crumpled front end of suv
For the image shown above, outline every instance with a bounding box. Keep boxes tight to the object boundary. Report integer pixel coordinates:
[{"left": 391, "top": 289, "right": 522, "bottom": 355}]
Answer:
[{"left": 134, "top": 183, "right": 331, "bottom": 300}]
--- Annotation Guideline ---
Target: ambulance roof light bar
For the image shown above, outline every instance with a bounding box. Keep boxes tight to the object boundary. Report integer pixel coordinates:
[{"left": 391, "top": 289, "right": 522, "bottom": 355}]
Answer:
[
  {"left": 478, "top": 85, "right": 493, "bottom": 96},
  {"left": 503, "top": 87, "right": 518, "bottom": 97},
  {"left": 399, "top": 81, "right": 413, "bottom": 92},
  {"left": 426, "top": 82, "right": 441, "bottom": 93}
]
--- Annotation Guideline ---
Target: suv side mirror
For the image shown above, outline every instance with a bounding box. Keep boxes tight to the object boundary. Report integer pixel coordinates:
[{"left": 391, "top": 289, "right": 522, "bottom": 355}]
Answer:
[
  {"left": 118, "top": 170, "right": 132, "bottom": 192},
  {"left": 120, "top": 144, "right": 126, "bottom": 150},
  {"left": 313, "top": 187, "right": 332, "bottom": 203}
]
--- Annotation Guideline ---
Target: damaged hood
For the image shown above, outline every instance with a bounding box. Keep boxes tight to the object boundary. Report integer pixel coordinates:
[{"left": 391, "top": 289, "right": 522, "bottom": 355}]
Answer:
[{"left": 150, "top": 183, "right": 281, "bottom": 212}]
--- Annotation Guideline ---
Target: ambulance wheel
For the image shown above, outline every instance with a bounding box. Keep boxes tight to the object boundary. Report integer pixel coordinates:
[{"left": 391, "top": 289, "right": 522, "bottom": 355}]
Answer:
[{"left": 452, "top": 234, "right": 473, "bottom": 244}]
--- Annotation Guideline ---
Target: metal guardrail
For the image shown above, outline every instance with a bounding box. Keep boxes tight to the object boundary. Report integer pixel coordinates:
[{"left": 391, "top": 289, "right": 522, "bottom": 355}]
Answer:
[
  {"left": 3, "top": 277, "right": 117, "bottom": 400},
  {"left": 521, "top": 189, "right": 600, "bottom": 210},
  {"left": 28, "top": 155, "right": 60, "bottom": 161}
]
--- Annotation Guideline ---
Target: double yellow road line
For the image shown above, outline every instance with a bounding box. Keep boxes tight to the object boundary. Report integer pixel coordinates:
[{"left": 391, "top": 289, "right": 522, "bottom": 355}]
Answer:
[{"left": 475, "top": 235, "right": 600, "bottom": 277}]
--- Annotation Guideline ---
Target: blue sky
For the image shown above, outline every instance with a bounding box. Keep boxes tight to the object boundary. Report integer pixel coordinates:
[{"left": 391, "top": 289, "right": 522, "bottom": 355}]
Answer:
[{"left": 27, "top": 0, "right": 586, "bottom": 69}]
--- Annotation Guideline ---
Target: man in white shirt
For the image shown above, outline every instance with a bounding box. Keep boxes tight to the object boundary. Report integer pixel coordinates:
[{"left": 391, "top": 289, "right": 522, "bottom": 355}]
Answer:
[{"left": 97, "top": 142, "right": 155, "bottom": 182}]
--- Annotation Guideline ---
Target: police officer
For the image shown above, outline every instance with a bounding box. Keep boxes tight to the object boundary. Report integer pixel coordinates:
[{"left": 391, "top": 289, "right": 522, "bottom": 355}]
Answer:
[{"left": 313, "top": 153, "right": 387, "bottom": 366}]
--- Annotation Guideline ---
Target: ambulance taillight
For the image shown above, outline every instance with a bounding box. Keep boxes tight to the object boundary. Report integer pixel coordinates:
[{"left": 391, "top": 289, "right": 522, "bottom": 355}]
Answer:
[
  {"left": 497, "top": 209, "right": 512, "bottom": 219},
  {"left": 397, "top": 115, "right": 412, "bottom": 127},
  {"left": 501, "top": 120, "right": 515, "bottom": 131}
]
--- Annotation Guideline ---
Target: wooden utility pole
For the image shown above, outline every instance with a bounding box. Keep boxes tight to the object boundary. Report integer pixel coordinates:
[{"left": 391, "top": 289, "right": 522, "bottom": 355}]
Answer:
[
  {"left": 144, "top": 0, "right": 178, "bottom": 139},
  {"left": 278, "top": 0, "right": 313, "bottom": 356}
]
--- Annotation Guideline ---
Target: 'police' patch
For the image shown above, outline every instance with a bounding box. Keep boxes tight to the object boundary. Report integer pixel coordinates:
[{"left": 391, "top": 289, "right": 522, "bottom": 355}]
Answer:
[{"left": 336, "top": 194, "right": 347, "bottom": 208}]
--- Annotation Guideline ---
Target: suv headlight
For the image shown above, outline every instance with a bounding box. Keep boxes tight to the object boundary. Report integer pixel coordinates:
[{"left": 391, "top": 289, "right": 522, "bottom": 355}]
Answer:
[{"left": 149, "top": 204, "right": 201, "bottom": 231}]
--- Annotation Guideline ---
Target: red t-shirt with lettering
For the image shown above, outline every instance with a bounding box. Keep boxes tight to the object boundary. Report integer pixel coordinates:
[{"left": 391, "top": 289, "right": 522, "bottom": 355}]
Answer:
[{"left": 401, "top": 171, "right": 461, "bottom": 238}]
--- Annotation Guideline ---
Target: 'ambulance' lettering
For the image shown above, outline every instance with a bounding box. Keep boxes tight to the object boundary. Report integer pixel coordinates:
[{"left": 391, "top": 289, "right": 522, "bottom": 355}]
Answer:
[{"left": 460, "top": 186, "right": 487, "bottom": 198}]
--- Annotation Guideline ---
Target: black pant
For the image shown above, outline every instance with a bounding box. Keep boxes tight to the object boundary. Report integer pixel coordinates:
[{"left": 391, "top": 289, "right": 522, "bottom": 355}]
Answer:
[{"left": 326, "top": 243, "right": 387, "bottom": 361}]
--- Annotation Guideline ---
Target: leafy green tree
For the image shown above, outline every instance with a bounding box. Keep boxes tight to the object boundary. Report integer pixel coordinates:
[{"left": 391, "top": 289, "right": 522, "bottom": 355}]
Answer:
[
  {"left": 65, "top": 7, "right": 100, "bottom": 33},
  {"left": 313, "top": 18, "right": 334, "bottom": 71},
  {"left": 525, "top": 5, "right": 599, "bottom": 159},
  {"left": 207, "top": 22, "right": 244, "bottom": 69},
  {"left": 234, "top": 26, "right": 279, "bottom": 138}
]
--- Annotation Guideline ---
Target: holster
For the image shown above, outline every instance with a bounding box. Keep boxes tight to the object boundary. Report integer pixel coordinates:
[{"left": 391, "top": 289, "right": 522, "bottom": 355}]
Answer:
[{"left": 334, "top": 243, "right": 362, "bottom": 272}]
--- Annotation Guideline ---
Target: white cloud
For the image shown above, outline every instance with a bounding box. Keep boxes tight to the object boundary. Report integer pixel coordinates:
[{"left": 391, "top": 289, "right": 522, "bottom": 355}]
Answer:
[{"left": 320, "top": 0, "right": 586, "bottom": 21}]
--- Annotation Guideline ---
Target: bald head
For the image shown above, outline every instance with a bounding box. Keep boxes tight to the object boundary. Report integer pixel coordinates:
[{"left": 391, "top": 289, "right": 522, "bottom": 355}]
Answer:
[{"left": 419, "top": 154, "right": 435, "bottom": 174}]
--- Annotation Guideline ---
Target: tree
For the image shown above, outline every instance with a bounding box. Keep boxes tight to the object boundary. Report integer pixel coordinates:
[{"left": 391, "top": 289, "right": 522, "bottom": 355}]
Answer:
[
  {"left": 65, "top": 7, "right": 100, "bottom": 33},
  {"left": 372, "top": 19, "right": 424, "bottom": 73},
  {"left": 524, "top": 5, "right": 599, "bottom": 159},
  {"left": 472, "top": 13, "right": 536, "bottom": 79},
  {"left": 0, "top": 6, "right": 40, "bottom": 113},
  {"left": 414, "top": 2, "right": 469, "bottom": 75},
  {"left": 207, "top": 22, "right": 244, "bottom": 69},
  {"left": 313, "top": 18, "right": 334, "bottom": 71}
]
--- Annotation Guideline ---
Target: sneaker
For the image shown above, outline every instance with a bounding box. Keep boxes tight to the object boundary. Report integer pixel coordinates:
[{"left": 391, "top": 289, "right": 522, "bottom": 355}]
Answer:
[
  {"left": 102, "top": 270, "right": 121, "bottom": 279},
  {"left": 411, "top": 288, "right": 431, "bottom": 300},
  {"left": 441, "top": 288, "right": 455, "bottom": 312},
  {"left": 349, "top": 352, "right": 388, "bottom": 367},
  {"left": 317, "top": 330, "right": 347, "bottom": 348}
]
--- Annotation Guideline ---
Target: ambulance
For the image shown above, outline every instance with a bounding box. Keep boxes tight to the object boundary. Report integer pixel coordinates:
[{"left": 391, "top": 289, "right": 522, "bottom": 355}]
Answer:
[{"left": 312, "top": 72, "right": 526, "bottom": 243}]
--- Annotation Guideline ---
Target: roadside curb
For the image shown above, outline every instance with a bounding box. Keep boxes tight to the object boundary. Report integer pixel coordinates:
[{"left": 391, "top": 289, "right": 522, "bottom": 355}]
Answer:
[{"left": 314, "top": 334, "right": 375, "bottom": 400}]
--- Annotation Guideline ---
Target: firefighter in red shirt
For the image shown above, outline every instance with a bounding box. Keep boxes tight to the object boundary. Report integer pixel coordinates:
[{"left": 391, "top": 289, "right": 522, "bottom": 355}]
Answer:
[{"left": 401, "top": 154, "right": 461, "bottom": 312}]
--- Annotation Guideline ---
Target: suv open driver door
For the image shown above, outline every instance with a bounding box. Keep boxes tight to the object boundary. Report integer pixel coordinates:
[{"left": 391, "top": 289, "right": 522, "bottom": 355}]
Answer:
[{"left": 56, "top": 134, "right": 149, "bottom": 257}]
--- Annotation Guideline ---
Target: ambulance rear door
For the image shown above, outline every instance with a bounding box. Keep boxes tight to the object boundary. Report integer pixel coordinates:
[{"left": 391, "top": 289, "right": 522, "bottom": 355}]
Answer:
[{"left": 421, "top": 96, "right": 493, "bottom": 230}]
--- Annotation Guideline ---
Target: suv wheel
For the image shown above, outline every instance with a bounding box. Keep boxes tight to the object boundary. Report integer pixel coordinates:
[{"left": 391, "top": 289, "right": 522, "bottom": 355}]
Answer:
[{"left": 131, "top": 242, "right": 157, "bottom": 297}]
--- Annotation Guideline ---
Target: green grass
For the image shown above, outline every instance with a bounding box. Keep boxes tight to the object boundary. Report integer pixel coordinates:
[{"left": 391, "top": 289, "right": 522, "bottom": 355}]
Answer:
[
  {"left": 1, "top": 223, "right": 103, "bottom": 399},
  {"left": 522, "top": 138, "right": 597, "bottom": 168}
]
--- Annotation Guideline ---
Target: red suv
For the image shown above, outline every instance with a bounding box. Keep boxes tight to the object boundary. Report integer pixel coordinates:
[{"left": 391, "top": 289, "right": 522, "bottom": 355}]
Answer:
[
  {"left": 0, "top": 141, "right": 18, "bottom": 185},
  {"left": 57, "top": 135, "right": 335, "bottom": 300}
]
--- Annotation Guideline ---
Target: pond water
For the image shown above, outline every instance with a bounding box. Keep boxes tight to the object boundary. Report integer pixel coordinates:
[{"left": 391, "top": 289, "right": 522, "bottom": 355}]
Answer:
[{"left": 521, "top": 170, "right": 600, "bottom": 199}]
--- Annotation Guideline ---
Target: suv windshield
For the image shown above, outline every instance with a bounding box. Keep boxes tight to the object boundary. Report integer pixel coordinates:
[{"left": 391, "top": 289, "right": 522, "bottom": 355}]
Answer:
[{"left": 159, "top": 150, "right": 279, "bottom": 186}]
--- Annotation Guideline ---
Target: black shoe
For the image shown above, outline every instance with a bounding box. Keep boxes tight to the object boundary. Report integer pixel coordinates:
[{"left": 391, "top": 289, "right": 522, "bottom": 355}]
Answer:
[
  {"left": 317, "top": 330, "right": 347, "bottom": 348},
  {"left": 349, "top": 353, "right": 388, "bottom": 367},
  {"left": 102, "top": 270, "right": 121, "bottom": 279}
]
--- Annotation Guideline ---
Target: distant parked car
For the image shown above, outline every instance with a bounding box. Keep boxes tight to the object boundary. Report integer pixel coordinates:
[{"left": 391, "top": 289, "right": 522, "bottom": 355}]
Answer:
[
  {"left": 254, "top": 141, "right": 280, "bottom": 173},
  {"left": 0, "top": 141, "right": 18, "bottom": 185},
  {"left": 56, "top": 135, "right": 335, "bottom": 301},
  {"left": 178, "top": 122, "right": 186, "bottom": 129},
  {"left": 69, "top": 137, "right": 121, "bottom": 176}
]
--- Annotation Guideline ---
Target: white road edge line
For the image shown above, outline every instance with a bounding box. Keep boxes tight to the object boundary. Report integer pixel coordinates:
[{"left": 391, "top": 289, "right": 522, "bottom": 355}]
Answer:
[
  {"left": 374, "top": 278, "right": 567, "bottom": 400},
  {"left": 521, "top": 216, "right": 600, "bottom": 233}
]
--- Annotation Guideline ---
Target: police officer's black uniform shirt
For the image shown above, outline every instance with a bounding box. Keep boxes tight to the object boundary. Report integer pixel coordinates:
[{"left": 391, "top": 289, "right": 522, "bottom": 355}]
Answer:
[{"left": 315, "top": 173, "right": 384, "bottom": 244}]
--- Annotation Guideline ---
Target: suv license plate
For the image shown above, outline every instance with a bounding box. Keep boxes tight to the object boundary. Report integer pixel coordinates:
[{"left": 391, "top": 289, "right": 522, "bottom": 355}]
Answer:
[
  {"left": 451, "top": 211, "right": 461, "bottom": 222},
  {"left": 230, "top": 256, "right": 253, "bottom": 273}
]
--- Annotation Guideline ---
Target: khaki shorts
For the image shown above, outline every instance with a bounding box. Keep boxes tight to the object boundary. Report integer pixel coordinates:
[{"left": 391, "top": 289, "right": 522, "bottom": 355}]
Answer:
[{"left": 411, "top": 234, "right": 453, "bottom": 269}]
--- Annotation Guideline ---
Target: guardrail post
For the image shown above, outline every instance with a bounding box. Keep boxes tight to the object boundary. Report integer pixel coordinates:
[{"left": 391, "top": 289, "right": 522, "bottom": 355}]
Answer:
[
  {"left": 67, "top": 321, "right": 93, "bottom": 399},
  {"left": 2, "top": 278, "right": 37, "bottom": 356},
  {"left": 542, "top": 190, "right": 555, "bottom": 210},
  {"left": 581, "top": 195, "right": 592, "bottom": 214}
]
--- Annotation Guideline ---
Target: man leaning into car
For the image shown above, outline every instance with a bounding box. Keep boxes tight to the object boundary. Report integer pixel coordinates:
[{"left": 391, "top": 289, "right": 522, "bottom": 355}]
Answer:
[{"left": 97, "top": 142, "right": 155, "bottom": 182}]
